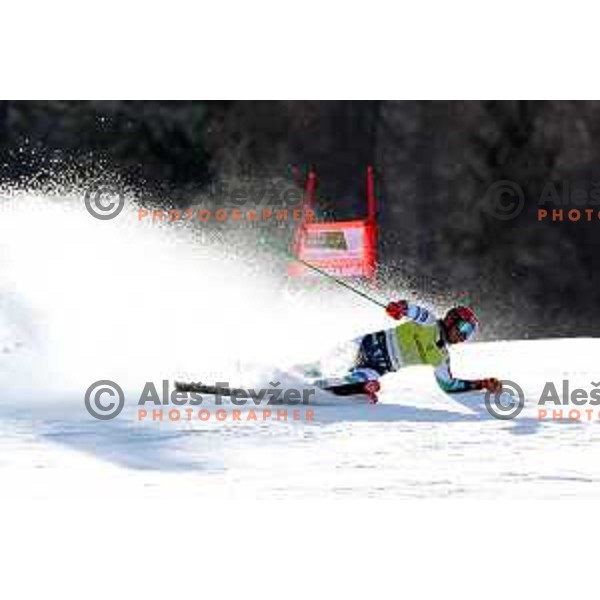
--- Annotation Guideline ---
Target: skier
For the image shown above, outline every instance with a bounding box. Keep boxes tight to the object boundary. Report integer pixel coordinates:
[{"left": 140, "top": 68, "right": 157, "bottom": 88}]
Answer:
[{"left": 308, "top": 301, "right": 502, "bottom": 403}]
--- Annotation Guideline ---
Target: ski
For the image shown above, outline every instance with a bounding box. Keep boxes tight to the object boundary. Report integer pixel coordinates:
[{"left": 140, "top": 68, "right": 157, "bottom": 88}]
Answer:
[
  {"left": 175, "top": 379, "right": 377, "bottom": 403},
  {"left": 174, "top": 381, "right": 249, "bottom": 396}
]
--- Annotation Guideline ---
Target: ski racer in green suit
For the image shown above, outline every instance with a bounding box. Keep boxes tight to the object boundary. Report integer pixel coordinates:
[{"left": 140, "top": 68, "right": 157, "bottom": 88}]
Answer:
[{"left": 313, "top": 301, "right": 502, "bottom": 403}]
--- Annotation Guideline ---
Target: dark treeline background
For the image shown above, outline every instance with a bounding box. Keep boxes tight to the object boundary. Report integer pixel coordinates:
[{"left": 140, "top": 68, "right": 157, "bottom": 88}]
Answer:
[{"left": 1, "top": 100, "right": 599, "bottom": 338}]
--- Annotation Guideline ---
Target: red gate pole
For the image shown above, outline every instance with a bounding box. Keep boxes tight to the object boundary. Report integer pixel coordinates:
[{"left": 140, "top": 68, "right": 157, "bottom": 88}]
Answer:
[{"left": 367, "top": 165, "right": 376, "bottom": 222}]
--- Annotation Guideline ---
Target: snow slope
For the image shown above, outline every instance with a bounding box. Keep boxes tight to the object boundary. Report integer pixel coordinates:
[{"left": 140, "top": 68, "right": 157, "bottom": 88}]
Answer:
[{"left": 2, "top": 337, "right": 600, "bottom": 499}]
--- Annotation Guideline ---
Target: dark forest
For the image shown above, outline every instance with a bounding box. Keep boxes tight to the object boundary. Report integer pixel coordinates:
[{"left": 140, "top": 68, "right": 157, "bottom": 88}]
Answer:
[{"left": 1, "top": 100, "right": 598, "bottom": 338}]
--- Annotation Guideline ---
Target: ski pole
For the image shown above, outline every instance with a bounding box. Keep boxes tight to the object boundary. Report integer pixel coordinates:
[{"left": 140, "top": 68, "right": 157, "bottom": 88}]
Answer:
[
  {"left": 256, "top": 232, "right": 389, "bottom": 309},
  {"left": 291, "top": 255, "right": 388, "bottom": 309}
]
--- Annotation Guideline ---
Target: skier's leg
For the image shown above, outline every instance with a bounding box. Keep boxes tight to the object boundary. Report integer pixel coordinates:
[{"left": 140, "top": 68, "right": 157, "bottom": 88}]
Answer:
[{"left": 294, "top": 334, "right": 384, "bottom": 402}]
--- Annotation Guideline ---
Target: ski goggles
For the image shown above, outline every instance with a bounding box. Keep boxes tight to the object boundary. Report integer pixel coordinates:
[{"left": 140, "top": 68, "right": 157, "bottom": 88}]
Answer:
[{"left": 454, "top": 319, "right": 477, "bottom": 341}]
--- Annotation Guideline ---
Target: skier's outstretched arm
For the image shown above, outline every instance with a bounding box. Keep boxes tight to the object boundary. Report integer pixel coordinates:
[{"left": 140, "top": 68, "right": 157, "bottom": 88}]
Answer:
[
  {"left": 434, "top": 362, "right": 501, "bottom": 394},
  {"left": 385, "top": 300, "right": 436, "bottom": 325}
]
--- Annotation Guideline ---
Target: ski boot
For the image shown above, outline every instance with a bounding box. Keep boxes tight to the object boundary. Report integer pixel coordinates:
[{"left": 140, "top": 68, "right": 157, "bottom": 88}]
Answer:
[
  {"left": 363, "top": 380, "right": 381, "bottom": 404},
  {"left": 318, "top": 377, "right": 381, "bottom": 404}
]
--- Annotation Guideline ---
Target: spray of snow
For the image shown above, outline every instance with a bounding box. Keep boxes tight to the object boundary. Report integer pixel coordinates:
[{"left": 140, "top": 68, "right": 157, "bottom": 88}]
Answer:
[{"left": 0, "top": 189, "right": 399, "bottom": 403}]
